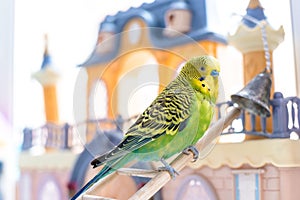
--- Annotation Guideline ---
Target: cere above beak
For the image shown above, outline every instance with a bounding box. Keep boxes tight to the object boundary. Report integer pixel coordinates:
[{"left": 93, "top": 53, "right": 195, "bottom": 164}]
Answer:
[{"left": 210, "top": 70, "right": 219, "bottom": 77}]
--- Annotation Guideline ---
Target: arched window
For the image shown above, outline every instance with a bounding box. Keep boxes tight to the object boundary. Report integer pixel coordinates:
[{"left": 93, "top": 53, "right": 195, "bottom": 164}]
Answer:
[
  {"left": 89, "top": 80, "right": 108, "bottom": 119},
  {"left": 127, "top": 63, "right": 159, "bottom": 117},
  {"left": 176, "top": 62, "right": 186, "bottom": 76},
  {"left": 175, "top": 175, "right": 218, "bottom": 200},
  {"left": 19, "top": 173, "right": 32, "bottom": 200},
  {"left": 38, "top": 176, "right": 61, "bottom": 200},
  {"left": 117, "top": 51, "right": 159, "bottom": 118}
]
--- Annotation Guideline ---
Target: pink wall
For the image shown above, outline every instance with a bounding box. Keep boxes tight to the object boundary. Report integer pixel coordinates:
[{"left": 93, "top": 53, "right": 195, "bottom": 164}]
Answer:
[
  {"left": 162, "top": 164, "right": 300, "bottom": 200},
  {"left": 279, "top": 167, "right": 300, "bottom": 200},
  {"left": 17, "top": 169, "right": 71, "bottom": 200}
]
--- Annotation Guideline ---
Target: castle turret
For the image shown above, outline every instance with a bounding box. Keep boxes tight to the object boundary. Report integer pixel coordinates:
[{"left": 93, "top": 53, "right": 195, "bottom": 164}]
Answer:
[
  {"left": 228, "top": 0, "right": 284, "bottom": 95},
  {"left": 32, "top": 35, "right": 60, "bottom": 123},
  {"left": 228, "top": 0, "right": 284, "bottom": 133}
]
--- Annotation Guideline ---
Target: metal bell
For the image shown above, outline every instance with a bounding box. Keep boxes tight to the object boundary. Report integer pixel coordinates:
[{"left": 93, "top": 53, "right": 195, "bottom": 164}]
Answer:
[{"left": 231, "top": 72, "right": 272, "bottom": 117}]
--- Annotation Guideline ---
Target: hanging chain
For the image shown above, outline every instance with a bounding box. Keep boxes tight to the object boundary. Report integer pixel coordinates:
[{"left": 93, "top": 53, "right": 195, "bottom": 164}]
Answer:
[{"left": 233, "top": 13, "right": 272, "bottom": 74}]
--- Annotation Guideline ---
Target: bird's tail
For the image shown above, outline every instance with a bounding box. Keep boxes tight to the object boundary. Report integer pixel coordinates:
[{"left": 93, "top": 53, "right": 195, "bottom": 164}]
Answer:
[
  {"left": 70, "top": 164, "right": 114, "bottom": 200},
  {"left": 70, "top": 153, "right": 135, "bottom": 200}
]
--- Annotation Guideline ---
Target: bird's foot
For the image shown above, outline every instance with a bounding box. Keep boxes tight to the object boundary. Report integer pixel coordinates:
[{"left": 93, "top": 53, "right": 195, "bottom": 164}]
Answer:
[
  {"left": 182, "top": 145, "right": 199, "bottom": 162},
  {"left": 158, "top": 158, "right": 179, "bottom": 179}
]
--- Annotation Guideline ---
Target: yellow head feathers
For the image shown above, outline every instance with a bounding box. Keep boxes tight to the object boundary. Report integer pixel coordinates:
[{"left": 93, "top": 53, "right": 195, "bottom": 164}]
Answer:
[{"left": 179, "top": 55, "right": 220, "bottom": 103}]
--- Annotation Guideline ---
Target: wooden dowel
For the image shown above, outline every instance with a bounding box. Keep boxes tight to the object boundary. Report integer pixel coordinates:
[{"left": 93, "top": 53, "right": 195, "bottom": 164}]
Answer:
[
  {"left": 117, "top": 168, "right": 158, "bottom": 178},
  {"left": 83, "top": 194, "right": 116, "bottom": 200},
  {"left": 129, "top": 107, "right": 242, "bottom": 200}
]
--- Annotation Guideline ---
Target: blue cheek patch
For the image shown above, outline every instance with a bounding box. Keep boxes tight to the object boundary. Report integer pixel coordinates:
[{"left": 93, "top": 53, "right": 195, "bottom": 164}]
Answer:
[
  {"left": 199, "top": 76, "right": 205, "bottom": 81},
  {"left": 210, "top": 70, "right": 219, "bottom": 77}
]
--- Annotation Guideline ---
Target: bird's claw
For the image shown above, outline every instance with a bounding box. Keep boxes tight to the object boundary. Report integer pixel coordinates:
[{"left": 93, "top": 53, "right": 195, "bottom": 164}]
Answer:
[
  {"left": 158, "top": 159, "right": 179, "bottom": 179},
  {"left": 158, "top": 166, "right": 179, "bottom": 179},
  {"left": 183, "top": 145, "right": 199, "bottom": 162}
]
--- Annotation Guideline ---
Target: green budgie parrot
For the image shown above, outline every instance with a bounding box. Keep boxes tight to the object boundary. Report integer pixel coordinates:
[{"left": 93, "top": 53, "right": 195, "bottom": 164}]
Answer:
[{"left": 71, "top": 55, "right": 220, "bottom": 200}]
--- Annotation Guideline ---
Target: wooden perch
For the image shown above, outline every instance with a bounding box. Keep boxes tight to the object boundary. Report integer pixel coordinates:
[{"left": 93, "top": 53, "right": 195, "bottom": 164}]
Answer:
[
  {"left": 83, "top": 195, "right": 116, "bottom": 200},
  {"left": 116, "top": 168, "right": 158, "bottom": 178},
  {"left": 81, "top": 107, "right": 241, "bottom": 200}
]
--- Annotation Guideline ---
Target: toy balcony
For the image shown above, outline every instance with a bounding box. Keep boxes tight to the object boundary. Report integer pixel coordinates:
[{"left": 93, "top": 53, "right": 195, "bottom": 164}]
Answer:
[{"left": 21, "top": 91, "right": 300, "bottom": 151}]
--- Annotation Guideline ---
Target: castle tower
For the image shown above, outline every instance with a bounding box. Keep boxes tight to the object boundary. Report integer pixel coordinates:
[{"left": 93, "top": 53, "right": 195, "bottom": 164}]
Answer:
[
  {"left": 228, "top": 0, "right": 284, "bottom": 133},
  {"left": 81, "top": 0, "right": 226, "bottom": 126},
  {"left": 32, "top": 35, "right": 60, "bottom": 123}
]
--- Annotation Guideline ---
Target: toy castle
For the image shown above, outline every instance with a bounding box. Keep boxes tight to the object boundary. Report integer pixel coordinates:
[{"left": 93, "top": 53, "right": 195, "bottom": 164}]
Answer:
[{"left": 17, "top": 0, "right": 300, "bottom": 199}]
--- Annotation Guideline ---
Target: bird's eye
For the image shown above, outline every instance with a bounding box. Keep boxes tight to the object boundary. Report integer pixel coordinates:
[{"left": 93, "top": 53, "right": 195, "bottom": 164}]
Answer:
[
  {"left": 200, "top": 66, "right": 206, "bottom": 71},
  {"left": 210, "top": 70, "right": 219, "bottom": 77}
]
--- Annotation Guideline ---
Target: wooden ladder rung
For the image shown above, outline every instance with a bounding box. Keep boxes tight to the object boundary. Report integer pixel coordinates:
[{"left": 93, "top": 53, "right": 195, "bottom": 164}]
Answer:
[
  {"left": 83, "top": 194, "right": 116, "bottom": 200},
  {"left": 116, "top": 168, "right": 158, "bottom": 178},
  {"left": 79, "top": 107, "right": 241, "bottom": 200}
]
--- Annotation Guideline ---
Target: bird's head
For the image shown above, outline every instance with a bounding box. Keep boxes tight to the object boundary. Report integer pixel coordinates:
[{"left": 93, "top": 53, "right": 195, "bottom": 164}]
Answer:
[{"left": 180, "top": 55, "right": 220, "bottom": 103}]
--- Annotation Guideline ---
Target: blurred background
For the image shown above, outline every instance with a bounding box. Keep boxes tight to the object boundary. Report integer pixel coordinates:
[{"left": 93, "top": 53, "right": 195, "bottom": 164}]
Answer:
[{"left": 0, "top": 0, "right": 299, "bottom": 199}]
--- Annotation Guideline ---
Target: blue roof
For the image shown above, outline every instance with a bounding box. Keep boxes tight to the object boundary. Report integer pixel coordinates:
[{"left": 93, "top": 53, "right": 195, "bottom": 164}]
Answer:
[
  {"left": 41, "top": 35, "right": 52, "bottom": 69},
  {"left": 41, "top": 54, "right": 52, "bottom": 69},
  {"left": 242, "top": 6, "right": 267, "bottom": 28},
  {"left": 81, "top": 0, "right": 227, "bottom": 67}
]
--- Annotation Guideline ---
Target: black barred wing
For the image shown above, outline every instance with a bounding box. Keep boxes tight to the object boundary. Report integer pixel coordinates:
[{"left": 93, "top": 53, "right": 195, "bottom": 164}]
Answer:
[
  {"left": 126, "top": 89, "right": 193, "bottom": 138},
  {"left": 91, "top": 81, "right": 195, "bottom": 167}
]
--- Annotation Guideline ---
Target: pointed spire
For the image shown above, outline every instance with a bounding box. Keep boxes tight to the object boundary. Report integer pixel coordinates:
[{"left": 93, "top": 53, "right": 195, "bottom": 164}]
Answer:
[
  {"left": 41, "top": 34, "right": 52, "bottom": 69},
  {"left": 242, "top": 0, "right": 266, "bottom": 28},
  {"left": 247, "top": 0, "right": 262, "bottom": 9},
  {"left": 44, "top": 34, "right": 49, "bottom": 55},
  {"left": 32, "top": 33, "right": 60, "bottom": 87}
]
